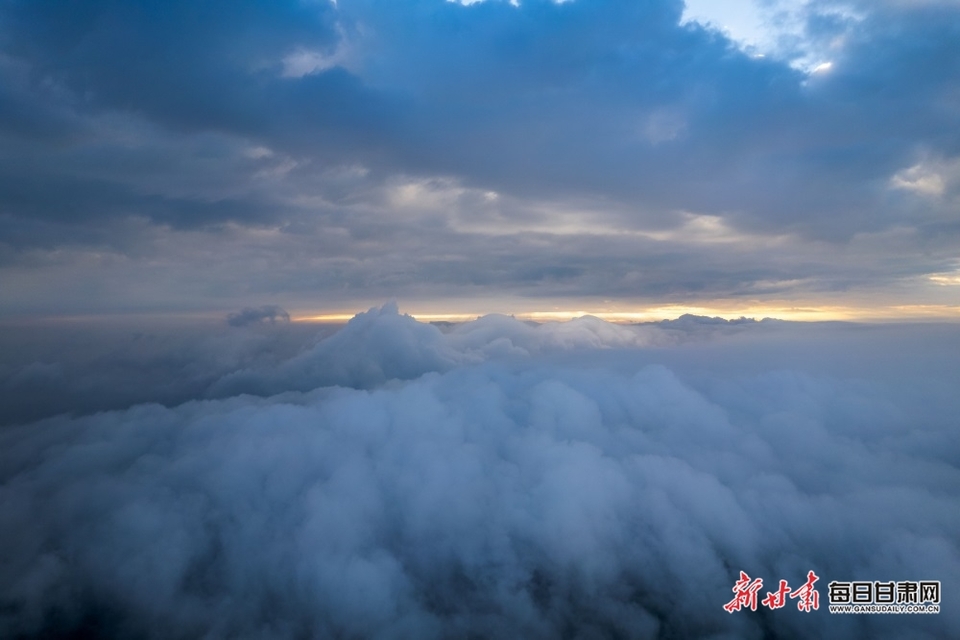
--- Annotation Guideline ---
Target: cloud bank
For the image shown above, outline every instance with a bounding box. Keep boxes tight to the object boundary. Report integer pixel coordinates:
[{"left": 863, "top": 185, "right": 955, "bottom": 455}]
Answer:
[{"left": 1, "top": 306, "right": 958, "bottom": 638}]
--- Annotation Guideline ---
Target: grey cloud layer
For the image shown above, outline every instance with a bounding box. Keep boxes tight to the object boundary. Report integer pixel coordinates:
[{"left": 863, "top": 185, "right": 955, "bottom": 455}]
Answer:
[
  {"left": 3, "top": 0, "right": 956, "bottom": 226},
  {"left": 1, "top": 0, "right": 959, "bottom": 312},
  {"left": 2, "top": 308, "right": 959, "bottom": 638}
]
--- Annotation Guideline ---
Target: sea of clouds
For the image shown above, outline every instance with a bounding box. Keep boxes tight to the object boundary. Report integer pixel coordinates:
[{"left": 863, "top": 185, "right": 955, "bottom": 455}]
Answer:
[{"left": 1, "top": 304, "right": 958, "bottom": 639}]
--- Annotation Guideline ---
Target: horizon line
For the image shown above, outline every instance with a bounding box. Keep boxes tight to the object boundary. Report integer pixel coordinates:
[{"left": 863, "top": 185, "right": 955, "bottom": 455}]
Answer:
[{"left": 3, "top": 303, "right": 960, "bottom": 325}]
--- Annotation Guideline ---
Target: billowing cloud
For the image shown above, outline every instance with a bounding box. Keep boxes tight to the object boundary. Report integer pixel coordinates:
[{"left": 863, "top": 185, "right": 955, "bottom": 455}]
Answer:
[
  {"left": 211, "top": 303, "right": 660, "bottom": 395},
  {"left": 1, "top": 307, "right": 958, "bottom": 638}
]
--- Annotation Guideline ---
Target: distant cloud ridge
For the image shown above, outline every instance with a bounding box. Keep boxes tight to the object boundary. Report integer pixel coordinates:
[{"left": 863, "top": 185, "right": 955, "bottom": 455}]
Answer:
[{"left": 226, "top": 304, "right": 291, "bottom": 327}]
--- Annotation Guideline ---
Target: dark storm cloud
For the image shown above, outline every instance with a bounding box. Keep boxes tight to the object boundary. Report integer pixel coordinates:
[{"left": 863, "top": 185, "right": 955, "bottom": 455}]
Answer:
[
  {"left": 0, "top": 0, "right": 959, "bottom": 310},
  {"left": 0, "top": 0, "right": 400, "bottom": 243},
  {"left": 285, "top": 0, "right": 958, "bottom": 234},
  {"left": 1, "top": 0, "right": 336, "bottom": 132},
  {"left": 1, "top": 308, "right": 959, "bottom": 638},
  {"left": 2, "top": 0, "right": 957, "bottom": 221}
]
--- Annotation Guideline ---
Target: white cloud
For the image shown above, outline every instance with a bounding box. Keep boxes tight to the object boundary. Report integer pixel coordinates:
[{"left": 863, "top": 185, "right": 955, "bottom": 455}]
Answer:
[
  {"left": 1, "top": 306, "right": 959, "bottom": 638},
  {"left": 386, "top": 177, "right": 466, "bottom": 211},
  {"left": 929, "top": 271, "right": 960, "bottom": 285},
  {"left": 282, "top": 46, "right": 347, "bottom": 78},
  {"left": 243, "top": 146, "right": 274, "bottom": 159},
  {"left": 890, "top": 160, "right": 955, "bottom": 197}
]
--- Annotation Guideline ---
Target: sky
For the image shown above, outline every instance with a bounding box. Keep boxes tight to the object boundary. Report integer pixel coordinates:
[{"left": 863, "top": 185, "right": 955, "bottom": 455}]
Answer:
[{"left": 1, "top": 0, "right": 959, "bottom": 321}]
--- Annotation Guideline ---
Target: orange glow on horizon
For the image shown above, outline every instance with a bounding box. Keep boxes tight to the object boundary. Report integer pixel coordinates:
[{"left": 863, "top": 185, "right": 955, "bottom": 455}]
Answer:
[
  {"left": 8, "top": 302, "right": 958, "bottom": 327},
  {"left": 293, "top": 303, "right": 960, "bottom": 324}
]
